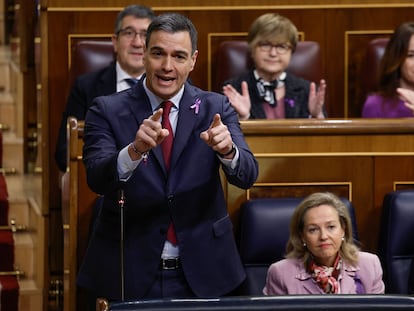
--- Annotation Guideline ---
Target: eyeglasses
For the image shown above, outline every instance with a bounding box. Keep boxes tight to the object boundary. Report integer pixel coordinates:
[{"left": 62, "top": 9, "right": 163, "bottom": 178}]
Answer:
[
  {"left": 257, "top": 42, "right": 292, "bottom": 54},
  {"left": 117, "top": 27, "right": 147, "bottom": 40}
]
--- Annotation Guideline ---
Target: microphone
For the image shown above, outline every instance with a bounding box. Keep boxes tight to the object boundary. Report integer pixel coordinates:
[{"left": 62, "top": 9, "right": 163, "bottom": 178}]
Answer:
[{"left": 119, "top": 188, "right": 125, "bottom": 301}]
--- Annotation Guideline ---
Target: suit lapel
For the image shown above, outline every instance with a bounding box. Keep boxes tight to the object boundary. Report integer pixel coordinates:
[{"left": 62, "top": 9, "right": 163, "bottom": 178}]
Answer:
[
  {"left": 340, "top": 262, "right": 358, "bottom": 293},
  {"left": 284, "top": 74, "right": 301, "bottom": 118},
  {"left": 124, "top": 82, "right": 200, "bottom": 174},
  {"left": 95, "top": 63, "right": 117, "bottom": 96},
  {"left": 296, "top": 267, "right": 323, "bottom": 294},
  {"left": 170, "top": 83, "right": 198, "bottom": 171}
]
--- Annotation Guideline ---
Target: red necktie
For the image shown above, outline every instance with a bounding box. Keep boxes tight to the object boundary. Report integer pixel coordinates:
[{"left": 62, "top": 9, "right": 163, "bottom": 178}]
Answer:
[{"left": 161, "top": 101, "right": 177, "bottom": 244}]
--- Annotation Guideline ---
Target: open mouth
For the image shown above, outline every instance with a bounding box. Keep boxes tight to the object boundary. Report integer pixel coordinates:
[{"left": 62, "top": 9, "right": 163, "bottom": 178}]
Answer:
[{"left": 157, "top": 75, "right": 175, "bottom": 83}]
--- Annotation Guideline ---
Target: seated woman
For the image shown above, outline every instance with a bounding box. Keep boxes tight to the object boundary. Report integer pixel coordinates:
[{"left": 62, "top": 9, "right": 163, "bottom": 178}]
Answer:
[
  {"left": 263, "top": 192, "right": 385, "bottom": 295},
  {"left": 362, "top": 22, "right": 414, "bottom": 117},
  {"left": 222, "top": 13, "right": 326, "bottom": 120}
]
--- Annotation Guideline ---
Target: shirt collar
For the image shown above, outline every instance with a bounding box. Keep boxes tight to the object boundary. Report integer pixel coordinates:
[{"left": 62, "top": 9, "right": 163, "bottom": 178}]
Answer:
[
  {"left": 142, "top": 77, "right": 184, "bottom": 112},
  {"left": 116, "top": 61, "right": 143, "bottom": 83},
  {"left": 253, "top": 70, "right": 286, "bottom": 88}
]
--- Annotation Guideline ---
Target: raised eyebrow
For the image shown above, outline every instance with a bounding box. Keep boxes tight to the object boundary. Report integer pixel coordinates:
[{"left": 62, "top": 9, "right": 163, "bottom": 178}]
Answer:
[
  {"left": 325, "top": 220, "right": 340, "bottom": 226},
  {"left": 122, "top": 26, "right": 135, "bottom": 31},
  {"left": 149, "top": 46, "right": 164, "bottom": 52},
  {"left": 305, "top": 223, "right": 319, "bottom": 229},
  {"left": 175, "top": 50, "right": 190, "bottom": 58},
  {"left": 148, "top": 46, "right": 189, "bottom": 56}
]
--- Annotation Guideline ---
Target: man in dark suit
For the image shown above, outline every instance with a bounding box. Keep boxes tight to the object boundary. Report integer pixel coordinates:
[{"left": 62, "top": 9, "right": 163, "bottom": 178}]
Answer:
[
  {"left": 54, "top": 5, "right": 156, "bottom": 172},
  {"left": 77, "top": 12, "right": 258, "bottom": 304}
]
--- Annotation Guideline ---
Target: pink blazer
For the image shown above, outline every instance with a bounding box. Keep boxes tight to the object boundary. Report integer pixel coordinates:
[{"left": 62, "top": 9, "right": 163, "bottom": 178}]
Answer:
[{"left": 263, "top": 251, "right": 385, "bottom": 295}]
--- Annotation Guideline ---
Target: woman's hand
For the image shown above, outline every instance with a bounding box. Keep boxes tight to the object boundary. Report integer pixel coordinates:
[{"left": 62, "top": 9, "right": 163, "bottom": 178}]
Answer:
[
  {"left": 397, "top": 87, "right": 414, "bottom": 114},
  {"left": 222, "top": 81, "right": 251, "bottom": 120},
  {"left": 308, "top": 79, "right": 327, "bottom": 119}
]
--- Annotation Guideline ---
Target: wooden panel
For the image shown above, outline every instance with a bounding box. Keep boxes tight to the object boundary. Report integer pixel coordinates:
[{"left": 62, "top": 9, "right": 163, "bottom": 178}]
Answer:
[
  {"left": 43, "top": 0, "right": 414, "bottom": 7},
  {"left": 224, "top": 119, "right": 414, "bottom": 253},
  {"left": 39, "top": 3, "right": 414, "bottom": 308},
  {"left": 44, "top": 5, "right": 414, "bottom": 212}
]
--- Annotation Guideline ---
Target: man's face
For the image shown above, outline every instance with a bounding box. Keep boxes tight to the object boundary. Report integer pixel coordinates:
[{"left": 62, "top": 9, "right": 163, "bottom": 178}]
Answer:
[
  {"left": 143, "top": 30, "right": 198, "bottom": 100},
  {"left": 112, "top": 15, "right": 152, "bottom": 77}
]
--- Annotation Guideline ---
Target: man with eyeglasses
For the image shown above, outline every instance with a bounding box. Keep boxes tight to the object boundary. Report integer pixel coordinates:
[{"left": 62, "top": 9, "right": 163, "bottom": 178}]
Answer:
[
  {"left": 222, "top": 13, "right": 327, "bottom": 120},
  {"left": 55, "top": 5, "right": 156, "bottom": 173}
]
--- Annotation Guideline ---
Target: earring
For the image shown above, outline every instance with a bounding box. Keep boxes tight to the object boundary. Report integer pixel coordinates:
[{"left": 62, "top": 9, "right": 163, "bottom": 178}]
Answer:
[
  {"left": 342, "top": 237, "right": 345, "bottom": 241},
  {"left": 303, "top": 242, "right": 307, "bottom": 247}
]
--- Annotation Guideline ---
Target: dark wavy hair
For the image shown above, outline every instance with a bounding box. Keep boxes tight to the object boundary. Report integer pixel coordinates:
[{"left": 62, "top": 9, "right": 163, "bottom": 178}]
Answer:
[{"left": 377, "top": 22, "right": 414, "bottom": 101}]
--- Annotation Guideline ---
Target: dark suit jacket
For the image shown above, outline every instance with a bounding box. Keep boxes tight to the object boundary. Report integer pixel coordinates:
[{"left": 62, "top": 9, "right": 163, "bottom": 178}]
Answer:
[
  {"left": 54, "top": 63, "right": 117, "bottom": 172},
  {"left": 224, "top": 70, "right": 317, "bottom": 119},
  {"left": 77, "top": 80, "right": 259, "bottom": 300}
]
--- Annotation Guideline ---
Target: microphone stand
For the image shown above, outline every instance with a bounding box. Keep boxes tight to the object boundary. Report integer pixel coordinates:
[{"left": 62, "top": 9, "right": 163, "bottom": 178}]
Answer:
[{"left": 118, "top": 189, "right": 125, "bottom": 301}]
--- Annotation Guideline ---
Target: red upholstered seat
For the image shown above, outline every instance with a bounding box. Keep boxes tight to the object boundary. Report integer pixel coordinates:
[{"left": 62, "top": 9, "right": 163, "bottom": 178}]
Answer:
[
  {"left": 0, "top": 174, "right": 8, "bottom": 225},
  {"left": 0, "top": 276, "right": 19, "bottom": 311},
  {"left": 362, "top": 37, "right": 389, "bottom": 96},
  {"left": 69, "top": 40, "right": 114, "bottom": 82},
  {"left": 0, "top": 231, "right": 14, "bottom": 271},
  {"left": 0, "top": 174, "right": 17, "bottom": 311},
  {"left": 65, "top": 40, "right": 114, "bottom": 98},
  {"left": 0, "top": 131, "right": 3, "bottom": 168}
]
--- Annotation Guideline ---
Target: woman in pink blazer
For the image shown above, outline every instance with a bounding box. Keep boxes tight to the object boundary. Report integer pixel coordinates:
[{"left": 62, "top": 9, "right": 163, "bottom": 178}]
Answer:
[{"left": 263, "top": 192, "right": 385, "bottom": 295}]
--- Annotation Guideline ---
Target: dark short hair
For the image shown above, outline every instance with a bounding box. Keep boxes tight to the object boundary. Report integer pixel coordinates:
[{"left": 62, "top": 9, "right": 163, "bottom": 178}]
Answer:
[
  {"left": 114, "top": 5, "right": 156, "bottom": 34},
  {"left": 146, "top": 13, "right": 198, "bottom": 54}
]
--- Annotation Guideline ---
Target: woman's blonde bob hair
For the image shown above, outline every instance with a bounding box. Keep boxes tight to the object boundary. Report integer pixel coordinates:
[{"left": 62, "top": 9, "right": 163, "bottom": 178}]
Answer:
[{"left": 285, "top": 192, "right": 360, "bottom": 266}]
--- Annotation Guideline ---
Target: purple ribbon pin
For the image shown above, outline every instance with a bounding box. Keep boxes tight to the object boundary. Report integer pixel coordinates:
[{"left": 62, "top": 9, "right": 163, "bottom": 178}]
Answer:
[{"left": 190, "top": 98, "right": 201, "bottom": 114}]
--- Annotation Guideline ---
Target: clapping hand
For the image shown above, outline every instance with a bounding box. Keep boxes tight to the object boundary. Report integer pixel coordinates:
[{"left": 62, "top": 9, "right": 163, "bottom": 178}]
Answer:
[
  {"left": 222, "top": 81, "right": 251, "bottom": 120},
  {"left": 308, "top": 79, "right": 326, "bottom": 119},
  {"left": 397, "top": 88, "right": 414, "bottom": 114}
]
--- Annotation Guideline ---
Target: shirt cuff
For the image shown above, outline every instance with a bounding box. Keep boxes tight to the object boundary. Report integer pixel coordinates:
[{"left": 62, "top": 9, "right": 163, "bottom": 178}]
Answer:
[
  {"left": 117, "top": 144, "right": 141, "bottom": 180},
  {"left": 217, "top": 144, "right": 239, "bottom": 170}
]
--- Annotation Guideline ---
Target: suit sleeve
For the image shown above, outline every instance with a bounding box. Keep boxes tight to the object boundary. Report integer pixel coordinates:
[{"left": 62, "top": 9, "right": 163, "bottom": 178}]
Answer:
[
  {"left": 82, "top": 96, "right": 122, "bottom": 195},
  {"left": 263, "top": 262, "right": 288, "bottom": 295},
  {"left": 369, "top": 254, "right": 385, "bottom": 294},
  {"left": 219, "top": 95, "right": 258, "bottom": 189}
]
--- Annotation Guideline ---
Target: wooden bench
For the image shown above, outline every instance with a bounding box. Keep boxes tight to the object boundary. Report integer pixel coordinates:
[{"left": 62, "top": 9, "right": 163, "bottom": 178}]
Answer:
[{"left": 62, "top": 117, "right": 98, "bottom": 311}]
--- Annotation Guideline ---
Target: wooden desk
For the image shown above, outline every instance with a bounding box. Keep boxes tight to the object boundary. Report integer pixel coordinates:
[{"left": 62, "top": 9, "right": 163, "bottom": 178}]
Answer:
[{"left": 226, "top": 118, "right": 414, "bottom": 253}]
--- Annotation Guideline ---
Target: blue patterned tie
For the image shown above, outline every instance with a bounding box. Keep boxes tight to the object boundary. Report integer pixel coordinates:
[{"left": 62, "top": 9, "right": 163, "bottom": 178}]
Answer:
[{"left": 124, "top": 78, "right": 138, "bottom": 87}]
